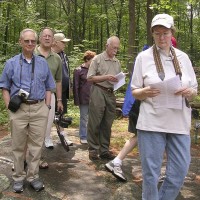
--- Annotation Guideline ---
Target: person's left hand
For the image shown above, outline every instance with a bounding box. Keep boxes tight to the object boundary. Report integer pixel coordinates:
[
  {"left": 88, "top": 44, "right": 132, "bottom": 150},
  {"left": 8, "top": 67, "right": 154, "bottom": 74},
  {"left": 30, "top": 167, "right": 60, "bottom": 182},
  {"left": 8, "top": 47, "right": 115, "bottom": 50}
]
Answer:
[
  {"left": 175, "top": 87, "right": 194, "bottom": 98},
  {"left": 57, "top": 101, "right": 63, "bottom": 112}
]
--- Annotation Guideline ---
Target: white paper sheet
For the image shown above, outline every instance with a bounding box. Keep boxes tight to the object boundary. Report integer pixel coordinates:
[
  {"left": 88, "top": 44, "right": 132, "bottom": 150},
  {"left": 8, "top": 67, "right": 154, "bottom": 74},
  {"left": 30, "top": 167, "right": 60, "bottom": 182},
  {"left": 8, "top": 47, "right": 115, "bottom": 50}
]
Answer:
[
  {"left": 149, "top": 75, "right": 183, "bottom": 109},
  {"left": 110, "top": 72, "right": 126, "bottom": 91}
]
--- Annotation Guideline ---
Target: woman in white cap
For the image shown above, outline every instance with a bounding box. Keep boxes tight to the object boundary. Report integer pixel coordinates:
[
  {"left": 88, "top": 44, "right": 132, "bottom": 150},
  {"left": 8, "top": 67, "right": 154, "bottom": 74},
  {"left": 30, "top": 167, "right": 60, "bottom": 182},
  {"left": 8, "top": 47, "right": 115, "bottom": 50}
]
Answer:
[{"left": 131, "top": 13, "right": 197, "bottom": 199}]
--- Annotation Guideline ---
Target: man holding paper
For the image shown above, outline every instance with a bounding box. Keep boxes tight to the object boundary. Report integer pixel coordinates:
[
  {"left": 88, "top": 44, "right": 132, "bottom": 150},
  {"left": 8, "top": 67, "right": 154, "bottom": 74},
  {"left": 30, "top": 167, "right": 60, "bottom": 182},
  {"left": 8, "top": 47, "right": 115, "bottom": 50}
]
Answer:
[{"left": 87, "top": 36, "right": 121, "bottom": 160}]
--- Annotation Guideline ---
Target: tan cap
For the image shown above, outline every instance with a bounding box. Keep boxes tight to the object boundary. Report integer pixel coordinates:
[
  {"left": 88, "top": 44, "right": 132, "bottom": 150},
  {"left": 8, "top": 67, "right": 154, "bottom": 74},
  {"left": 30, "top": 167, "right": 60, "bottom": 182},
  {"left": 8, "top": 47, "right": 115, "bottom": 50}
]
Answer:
[
  {"left": 54, "top": 33, "right": 71, "bottom": 42},
  {"left": 151, "top": 14, "right": 174, "bottom": 28}
]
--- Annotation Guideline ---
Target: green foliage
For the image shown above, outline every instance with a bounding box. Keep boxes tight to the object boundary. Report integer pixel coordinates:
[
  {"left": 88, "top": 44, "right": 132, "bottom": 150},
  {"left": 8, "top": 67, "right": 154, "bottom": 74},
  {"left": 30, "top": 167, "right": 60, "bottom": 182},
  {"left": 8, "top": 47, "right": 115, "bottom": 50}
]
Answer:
[
  {"left": 68, "top": 46, "right": 84, "bottom": 72},
  {"left": 0, "top": 92, "right": 8, "bottom": 125},
  {"left": 67, "top": 99, "right": 80, "bottom": 128},
  {"left": 0, "top": 0, "right": 200, "bottom": 66}
]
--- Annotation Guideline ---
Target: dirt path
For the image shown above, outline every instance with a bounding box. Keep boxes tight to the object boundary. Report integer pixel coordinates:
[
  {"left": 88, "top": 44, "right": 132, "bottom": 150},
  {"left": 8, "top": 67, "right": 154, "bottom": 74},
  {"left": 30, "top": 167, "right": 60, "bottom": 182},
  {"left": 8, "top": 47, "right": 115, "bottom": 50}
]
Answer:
[{"left": 0, "top": 125, "right": 200, "bottom": 199}]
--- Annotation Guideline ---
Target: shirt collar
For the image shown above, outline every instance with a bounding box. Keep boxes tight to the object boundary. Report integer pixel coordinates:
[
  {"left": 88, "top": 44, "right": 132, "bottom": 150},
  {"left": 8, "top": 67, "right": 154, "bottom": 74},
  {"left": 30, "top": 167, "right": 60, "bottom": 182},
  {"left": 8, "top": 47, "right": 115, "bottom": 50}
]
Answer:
[
  {"left": 102, "top": 51, "right": 117, "bottom": 61},
  {"left": 35, "top": 45, "right": 54, "bottom": 58}
]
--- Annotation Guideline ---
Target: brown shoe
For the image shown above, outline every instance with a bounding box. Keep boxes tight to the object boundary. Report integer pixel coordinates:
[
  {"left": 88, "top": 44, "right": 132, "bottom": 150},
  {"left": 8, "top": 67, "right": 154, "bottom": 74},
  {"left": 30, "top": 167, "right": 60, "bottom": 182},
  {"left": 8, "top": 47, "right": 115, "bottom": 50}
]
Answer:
[
  {"left": 100, "top": 151, "right": 115, "bottom": 160},
  {"left": 89, "top": 150, "right": 99, "bottom": 160}
]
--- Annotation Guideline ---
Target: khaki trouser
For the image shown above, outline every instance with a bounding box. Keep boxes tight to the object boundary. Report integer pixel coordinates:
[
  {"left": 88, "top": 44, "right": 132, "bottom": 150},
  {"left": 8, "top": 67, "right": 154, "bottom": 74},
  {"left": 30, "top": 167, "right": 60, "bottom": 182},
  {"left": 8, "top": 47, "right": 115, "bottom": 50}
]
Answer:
[
  {"left": 9, "top": 100, "right": 49, "bottom": 182},
  {"left": 87, "top": 85, "right": 116, "bottom": 155},
  {"left": 45, "top": 93, "right": 55, "bottom": 140}
]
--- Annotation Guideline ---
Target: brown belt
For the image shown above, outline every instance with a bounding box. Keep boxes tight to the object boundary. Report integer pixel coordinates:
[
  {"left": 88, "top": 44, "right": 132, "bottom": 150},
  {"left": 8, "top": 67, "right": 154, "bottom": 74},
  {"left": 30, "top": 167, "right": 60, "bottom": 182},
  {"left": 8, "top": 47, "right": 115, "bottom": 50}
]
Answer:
[
  {"left": 94, "top": 83, "right": 113, "bottom": 93},
  {"left": 22, "top": 99, "right": 44, "bottom": 105}
]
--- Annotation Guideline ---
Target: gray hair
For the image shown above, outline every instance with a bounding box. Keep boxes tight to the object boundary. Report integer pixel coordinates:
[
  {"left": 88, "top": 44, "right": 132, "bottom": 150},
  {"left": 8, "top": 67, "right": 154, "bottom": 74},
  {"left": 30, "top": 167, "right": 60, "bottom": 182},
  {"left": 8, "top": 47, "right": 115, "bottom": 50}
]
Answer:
[
  {"left": 20, "top": 28, "right": 38, "bottom": 40},
  {"left": 39, "top": 27, "right": 55, "bottom": 38},
  {"left": 106, "top": 36, "right": 120, "bottom": 45}
]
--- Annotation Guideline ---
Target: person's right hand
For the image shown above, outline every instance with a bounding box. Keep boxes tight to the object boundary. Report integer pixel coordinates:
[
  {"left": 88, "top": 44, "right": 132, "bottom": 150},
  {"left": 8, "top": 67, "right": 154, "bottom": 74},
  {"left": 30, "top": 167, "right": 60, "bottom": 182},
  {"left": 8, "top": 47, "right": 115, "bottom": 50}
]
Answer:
[
  {"left": 106, "top": 75, "right": 118, "bottom": 82},
  {"left": 143, "top": 86, "right": 160, "bottom": 98}
]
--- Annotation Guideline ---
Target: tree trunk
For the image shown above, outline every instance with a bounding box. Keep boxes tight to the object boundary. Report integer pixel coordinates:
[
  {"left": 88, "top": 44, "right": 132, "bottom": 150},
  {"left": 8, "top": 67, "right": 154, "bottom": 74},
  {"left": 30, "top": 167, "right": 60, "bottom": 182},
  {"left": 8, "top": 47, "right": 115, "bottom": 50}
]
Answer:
[
  {"left": 147, "top": 0, "right": 153, "bottom": 46},
  {"left": 127, "top": 0, "right": 136, "bottom": 75},
  {"left": 3, "top": 3, "right": 11, "bottom": 55}
]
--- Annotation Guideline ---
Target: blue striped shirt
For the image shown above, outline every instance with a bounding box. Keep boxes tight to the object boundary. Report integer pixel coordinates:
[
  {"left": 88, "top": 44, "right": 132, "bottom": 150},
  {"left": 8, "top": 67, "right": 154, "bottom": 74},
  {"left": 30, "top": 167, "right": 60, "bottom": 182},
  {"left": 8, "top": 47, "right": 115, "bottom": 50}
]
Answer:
[{"left": 0, "top": 53, "right": 55, "bottom": 100}]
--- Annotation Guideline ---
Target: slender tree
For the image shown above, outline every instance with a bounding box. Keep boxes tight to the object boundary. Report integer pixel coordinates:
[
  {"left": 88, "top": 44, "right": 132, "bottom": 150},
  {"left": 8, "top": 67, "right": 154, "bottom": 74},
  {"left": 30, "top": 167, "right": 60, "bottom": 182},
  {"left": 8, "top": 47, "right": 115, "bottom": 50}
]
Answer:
[{"left": 127, "top": 0, "right": 135, "bottom": 74}]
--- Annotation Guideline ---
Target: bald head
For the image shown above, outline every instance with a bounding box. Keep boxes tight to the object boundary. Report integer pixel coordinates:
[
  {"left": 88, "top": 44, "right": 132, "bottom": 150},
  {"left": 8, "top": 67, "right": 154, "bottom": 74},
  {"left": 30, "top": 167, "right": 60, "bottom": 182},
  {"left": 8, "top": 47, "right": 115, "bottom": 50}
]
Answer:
[
  {"left": 106, "top": 36, "right": 120, "bottom": 59},
  {"left": 106, "top": 36, "right": 120, "bottom": 46}
]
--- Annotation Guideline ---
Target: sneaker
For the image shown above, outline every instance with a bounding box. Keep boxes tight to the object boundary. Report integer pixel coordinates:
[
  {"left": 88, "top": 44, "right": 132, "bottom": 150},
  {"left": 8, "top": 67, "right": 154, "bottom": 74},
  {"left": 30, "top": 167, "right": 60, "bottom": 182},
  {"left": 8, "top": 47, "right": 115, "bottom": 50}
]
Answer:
[
  {"left": 89, "top": 150, "right": 99, "bottom": 160},
  {"left": 100, "top": 151, "right": 115, "bottom": 160},
  {"left": 105, "top": 161, "right": 114, "bottom": 172},
  {"left": 105, "top": 161, "right": 127, "bottom": 182},
  {"left": 45, "top": 138, "right": 54, "bottom": 149},
  {"left": 113, "top": 164, "right": 127, "bottom": 182},
  {"left": 13, "top": 180, "right": 24, "bottom": 193},
  {"left": 30, "top": 178, "right": 44, "bottom": 192},
  {"left": 80, "top": 139, "right": 88, "bottom": 144},
  {"left": 60, "top": 132, "right": 73, "bottom": 146}
]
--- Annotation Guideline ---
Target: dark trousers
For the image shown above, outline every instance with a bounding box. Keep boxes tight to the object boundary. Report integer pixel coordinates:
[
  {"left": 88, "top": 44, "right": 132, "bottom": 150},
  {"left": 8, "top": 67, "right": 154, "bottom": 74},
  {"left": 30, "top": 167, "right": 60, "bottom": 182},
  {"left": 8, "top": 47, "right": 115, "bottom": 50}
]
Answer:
[{"left": 87, "top": 85, "right": 116, "bottom": 154}]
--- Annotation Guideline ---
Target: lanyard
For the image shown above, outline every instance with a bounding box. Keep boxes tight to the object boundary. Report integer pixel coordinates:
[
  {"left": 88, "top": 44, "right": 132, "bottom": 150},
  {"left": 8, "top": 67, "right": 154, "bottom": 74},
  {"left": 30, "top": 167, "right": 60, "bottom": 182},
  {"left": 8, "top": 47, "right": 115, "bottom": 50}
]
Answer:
[
  {"left": 153, "top": 45, "right": 182, "bottom": 81},
  {"left": 19, "top": 54, "right": 35, "bottom": 90},
  {"left": 153, "top": 45, "right": 189, "bottom": 107}
]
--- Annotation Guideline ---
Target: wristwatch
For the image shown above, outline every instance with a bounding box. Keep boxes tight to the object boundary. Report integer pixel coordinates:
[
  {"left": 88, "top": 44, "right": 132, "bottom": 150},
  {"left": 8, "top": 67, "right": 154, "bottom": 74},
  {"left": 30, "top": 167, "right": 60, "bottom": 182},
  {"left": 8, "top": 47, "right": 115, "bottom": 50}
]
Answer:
[{"left": 47, "top": 105, "right": 51, "bottom": 110}]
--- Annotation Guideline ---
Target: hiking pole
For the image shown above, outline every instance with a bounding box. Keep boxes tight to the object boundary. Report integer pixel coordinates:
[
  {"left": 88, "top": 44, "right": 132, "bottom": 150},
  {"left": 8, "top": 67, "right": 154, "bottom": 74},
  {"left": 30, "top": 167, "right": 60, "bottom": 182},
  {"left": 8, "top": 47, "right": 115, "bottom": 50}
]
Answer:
[{"left": 54, "top": 111, "right": 72, "bottom": 152}]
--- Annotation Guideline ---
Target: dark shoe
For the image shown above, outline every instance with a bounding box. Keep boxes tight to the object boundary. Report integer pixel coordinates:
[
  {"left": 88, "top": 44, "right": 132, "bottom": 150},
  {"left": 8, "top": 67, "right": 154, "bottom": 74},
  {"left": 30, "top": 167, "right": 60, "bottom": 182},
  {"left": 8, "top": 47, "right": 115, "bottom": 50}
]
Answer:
[
  {"left": 13, "top": 180, "right": 24, "bottom": 193},
  {"left": 105, "top": 161, "right": 127, "bottom": 182},
  {"left": 100, "top": 151, "right": 115, "bottom": 160},
  {"left": 89, "top": 150, "right": 99, "bottom": 160},
  {"left": 30, "top": 178, "right": 44, "bottom": 192}
]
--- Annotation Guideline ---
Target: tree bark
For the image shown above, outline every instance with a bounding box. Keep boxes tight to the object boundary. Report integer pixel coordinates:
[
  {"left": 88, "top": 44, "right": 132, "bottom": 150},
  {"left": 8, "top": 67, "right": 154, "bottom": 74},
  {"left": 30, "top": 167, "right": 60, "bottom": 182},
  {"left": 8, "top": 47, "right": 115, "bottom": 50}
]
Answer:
[{"left": 127, "top": 0, "right": 136, "bottom": 74}]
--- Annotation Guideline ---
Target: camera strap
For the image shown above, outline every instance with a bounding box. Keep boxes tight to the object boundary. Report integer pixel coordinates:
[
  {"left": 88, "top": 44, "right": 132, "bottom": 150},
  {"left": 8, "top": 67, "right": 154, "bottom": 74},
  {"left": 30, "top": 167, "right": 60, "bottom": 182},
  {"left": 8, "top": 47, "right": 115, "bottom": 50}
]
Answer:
[{"left": 19, "top": 54, "right": 35, "bottom": 92}]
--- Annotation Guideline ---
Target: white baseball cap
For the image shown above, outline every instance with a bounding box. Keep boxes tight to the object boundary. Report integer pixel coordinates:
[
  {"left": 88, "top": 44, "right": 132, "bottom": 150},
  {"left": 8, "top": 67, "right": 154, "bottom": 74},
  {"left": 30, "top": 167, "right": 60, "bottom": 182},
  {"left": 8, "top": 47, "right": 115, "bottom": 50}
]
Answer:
[
  {"left": 151, "top": 14, "right": 174, "bottom": 28},
  {"left": 54, "top": 33, "right": 71, "bottom": 42}
]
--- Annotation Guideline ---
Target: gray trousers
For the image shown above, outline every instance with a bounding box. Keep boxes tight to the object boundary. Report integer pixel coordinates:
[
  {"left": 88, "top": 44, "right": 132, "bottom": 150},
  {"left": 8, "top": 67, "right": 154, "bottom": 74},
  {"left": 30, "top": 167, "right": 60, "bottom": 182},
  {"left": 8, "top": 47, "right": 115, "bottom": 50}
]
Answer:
[{"left": 87, "top": 85, "right": 116, "bottom": 155}]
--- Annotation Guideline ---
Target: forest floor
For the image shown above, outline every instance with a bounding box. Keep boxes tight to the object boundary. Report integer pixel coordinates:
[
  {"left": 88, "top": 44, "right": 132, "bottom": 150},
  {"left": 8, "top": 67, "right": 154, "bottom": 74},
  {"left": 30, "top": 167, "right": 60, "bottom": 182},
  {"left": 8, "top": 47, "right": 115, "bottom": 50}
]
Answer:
[{"left": 0, "top": 118, "right": 200, "bottom": 200}]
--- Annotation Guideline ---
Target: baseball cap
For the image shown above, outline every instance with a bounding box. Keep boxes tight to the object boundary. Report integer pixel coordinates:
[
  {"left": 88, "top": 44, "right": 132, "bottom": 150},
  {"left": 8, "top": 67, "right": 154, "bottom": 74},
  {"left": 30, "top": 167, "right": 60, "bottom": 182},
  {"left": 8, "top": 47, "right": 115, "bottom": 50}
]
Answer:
[
  {"left": 54, "top": 33, "right": 71, "bottom": 42},
  {"left": 151, "top": 14, "right": 174, "bottom": 28}
]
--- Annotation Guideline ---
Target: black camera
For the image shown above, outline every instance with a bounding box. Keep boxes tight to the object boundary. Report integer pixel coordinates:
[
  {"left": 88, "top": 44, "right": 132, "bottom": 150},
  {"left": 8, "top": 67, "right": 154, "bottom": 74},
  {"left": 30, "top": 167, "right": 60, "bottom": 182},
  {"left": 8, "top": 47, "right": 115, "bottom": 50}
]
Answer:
[
  {"left": 8, "top": 89, "right": 29, "bottom": 112},
  {"left": 54, "top": 112, "right": 72, "bottom": 128}
]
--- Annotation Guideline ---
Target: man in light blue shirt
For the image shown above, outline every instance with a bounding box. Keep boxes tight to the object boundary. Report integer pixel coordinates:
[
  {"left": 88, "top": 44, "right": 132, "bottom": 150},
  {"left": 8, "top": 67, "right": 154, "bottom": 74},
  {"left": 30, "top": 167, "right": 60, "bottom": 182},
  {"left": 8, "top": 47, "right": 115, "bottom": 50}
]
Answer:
[{"left": 0, "top": 28, "right": 55, "bottom": 193}]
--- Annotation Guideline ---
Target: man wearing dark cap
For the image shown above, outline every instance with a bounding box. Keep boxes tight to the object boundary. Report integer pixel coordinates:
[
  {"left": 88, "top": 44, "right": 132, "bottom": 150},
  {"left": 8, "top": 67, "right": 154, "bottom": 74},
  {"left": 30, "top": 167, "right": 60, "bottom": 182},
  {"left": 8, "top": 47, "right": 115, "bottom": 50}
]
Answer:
[{"left": 51, "top": 33, "right": 73, "bottom": 145}]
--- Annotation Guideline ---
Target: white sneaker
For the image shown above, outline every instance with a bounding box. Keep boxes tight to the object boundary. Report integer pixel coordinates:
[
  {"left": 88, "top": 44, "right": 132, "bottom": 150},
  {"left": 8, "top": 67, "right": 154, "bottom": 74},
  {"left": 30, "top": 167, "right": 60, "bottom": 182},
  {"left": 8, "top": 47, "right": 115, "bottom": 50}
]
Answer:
[
  {"left": 105, "top": 161, "right": 127, "bottom": 182},
  {"left": 60, "top": 132, "right": 73, "bottom": 146},
  {"left": 80, "top": 139, "right": 88, "bottom": 144},
  {"left": 45, "top": 138, "right": 54, "bottom": 149}
]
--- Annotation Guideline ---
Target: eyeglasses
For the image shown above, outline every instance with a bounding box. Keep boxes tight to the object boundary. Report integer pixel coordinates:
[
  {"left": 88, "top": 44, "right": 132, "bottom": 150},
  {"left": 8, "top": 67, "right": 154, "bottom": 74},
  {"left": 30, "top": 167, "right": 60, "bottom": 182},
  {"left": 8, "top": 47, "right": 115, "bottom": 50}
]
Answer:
[
  {"left": 153, "top": 32, "right": 172, "bottom": 38},
  {"left": 23, "top": 40, "right": 36, "bottom": 44},
  {"left": 42, "top": 35, "right": 52, "bottom": 39},
  {"left": 108, "top": 44, "right": 119, "bottom": 51}
]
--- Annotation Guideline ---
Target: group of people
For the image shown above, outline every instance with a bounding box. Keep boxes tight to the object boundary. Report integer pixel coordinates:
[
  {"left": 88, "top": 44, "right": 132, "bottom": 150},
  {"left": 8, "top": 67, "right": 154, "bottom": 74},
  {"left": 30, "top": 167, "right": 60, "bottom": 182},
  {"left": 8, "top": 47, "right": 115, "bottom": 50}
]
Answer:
[
  {"left": 85, "top": 13, "right": 197, "bottom": 200},
  {"left": 0, "top": 13, "right": 198, "bottom": 200}
]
